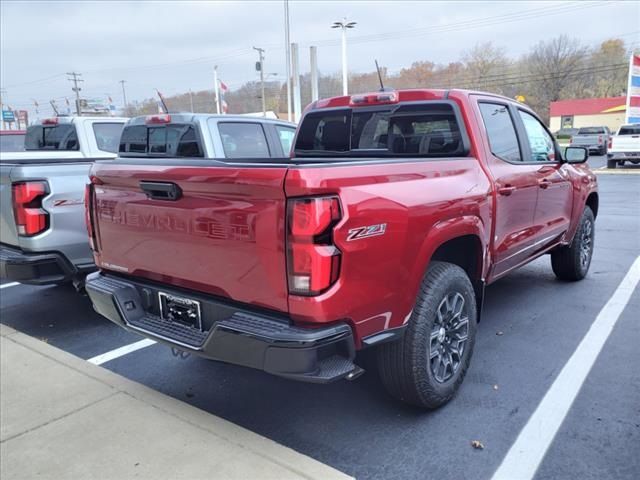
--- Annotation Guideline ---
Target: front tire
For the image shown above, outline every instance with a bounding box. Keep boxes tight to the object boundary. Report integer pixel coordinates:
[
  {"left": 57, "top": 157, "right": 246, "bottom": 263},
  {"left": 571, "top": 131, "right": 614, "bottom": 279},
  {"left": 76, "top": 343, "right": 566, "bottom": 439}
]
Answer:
[
  {"left": 377, "top": 262, "right": 477, "bottom": 409},
  {"left": 551, "top": 206, "right": 595, "bottom": 281}
]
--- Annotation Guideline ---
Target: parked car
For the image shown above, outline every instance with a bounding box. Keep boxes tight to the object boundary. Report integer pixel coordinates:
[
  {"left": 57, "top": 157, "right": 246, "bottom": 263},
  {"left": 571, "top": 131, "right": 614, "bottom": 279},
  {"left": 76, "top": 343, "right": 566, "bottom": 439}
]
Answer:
[
  {"left": 569, "top": 126, "right": 611, "bottom": 155},
  {"left": 606, "top": 123, "right": 640, "bottom": 168},
  {"left": 84, "top": 90, "right": 597, "bottom": 409},
  {"left": 0, "top": 130, "right": 26, "bottom": 152},
  {"left": 0, "top": 116, "right": 126, "bottom": 288}
]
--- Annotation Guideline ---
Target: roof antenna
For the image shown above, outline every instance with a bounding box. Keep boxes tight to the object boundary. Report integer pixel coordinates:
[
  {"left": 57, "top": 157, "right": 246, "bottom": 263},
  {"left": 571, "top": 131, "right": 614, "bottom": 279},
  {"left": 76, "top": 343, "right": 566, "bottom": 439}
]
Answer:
[
  {"left": 375, "top": 60, "right": 385, "bottom": 91},
  {"left": 156, "top": 89, "right": 169, "bottom": 113}
]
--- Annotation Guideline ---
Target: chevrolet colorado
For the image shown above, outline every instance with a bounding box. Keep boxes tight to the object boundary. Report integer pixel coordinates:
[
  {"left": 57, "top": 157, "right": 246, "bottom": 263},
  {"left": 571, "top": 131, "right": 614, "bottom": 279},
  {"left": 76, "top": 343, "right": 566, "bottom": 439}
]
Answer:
[
  {"left": 85, "top": 90, "right": 597, "bottom": 408},
  {"left": 1, "top": 116, "right": 126, "bottom": 287}
]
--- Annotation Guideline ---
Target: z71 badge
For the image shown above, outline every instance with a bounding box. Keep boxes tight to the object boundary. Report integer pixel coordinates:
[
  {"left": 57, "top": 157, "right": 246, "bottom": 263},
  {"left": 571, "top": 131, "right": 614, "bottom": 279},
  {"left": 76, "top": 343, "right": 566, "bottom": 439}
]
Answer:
[{"left": 347, "top": 223, "right": 387, "bottom": 241}]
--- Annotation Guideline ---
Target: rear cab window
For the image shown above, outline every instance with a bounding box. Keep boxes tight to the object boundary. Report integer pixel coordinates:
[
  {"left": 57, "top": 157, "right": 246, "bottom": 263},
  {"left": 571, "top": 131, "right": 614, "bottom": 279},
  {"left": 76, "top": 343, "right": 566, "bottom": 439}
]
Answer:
[
  {"left": 618, "top": 125, "right": 640, "bottom": 135},
  {"left": 294, "top": 102, "right": 468, "bottom": 159},
  {"left": 577, "top": 127, "right": 605, "bottom": 135},
  {"left": 25, "top": 124, "right": 79, "bottom": 151},
  {"left": 119, "top": 123, "right": 203, "bottom": 158}
]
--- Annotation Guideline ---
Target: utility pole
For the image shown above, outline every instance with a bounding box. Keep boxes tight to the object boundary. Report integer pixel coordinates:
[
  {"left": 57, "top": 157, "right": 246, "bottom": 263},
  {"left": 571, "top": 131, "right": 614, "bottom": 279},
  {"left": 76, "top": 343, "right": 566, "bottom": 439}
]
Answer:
[
  {"left": 189, "top": 89, "right": 194, "bottom": 112},
  {"left": 119, "top": 80, "right": 127, "bottom": 109},
  {"left": 284, "top": 0, "right": 292, "bottom": 122},
  {"left": 253, "top": 46, "right": 266, "bottom": 117},
  {"left": 331, "top": 18, "right": 356, "bottom": 96},
  {"left": 67, "top": 72, "right": 83, "bottom": 115}
]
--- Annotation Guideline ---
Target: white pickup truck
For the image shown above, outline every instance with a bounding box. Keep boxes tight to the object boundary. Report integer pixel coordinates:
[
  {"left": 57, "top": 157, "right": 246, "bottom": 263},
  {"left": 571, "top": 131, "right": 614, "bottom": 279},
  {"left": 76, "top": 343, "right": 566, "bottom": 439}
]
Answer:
[
  {"left": 0, "top": 116, "right": 126, "bottom": 287},
  {"left": 607, "top": 124, "right": 640, "bottom": 168}
]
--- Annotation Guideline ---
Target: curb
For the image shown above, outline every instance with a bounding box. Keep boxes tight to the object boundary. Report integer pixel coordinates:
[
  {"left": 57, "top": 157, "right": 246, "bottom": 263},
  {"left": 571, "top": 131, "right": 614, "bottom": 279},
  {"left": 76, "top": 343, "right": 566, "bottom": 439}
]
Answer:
[{"left": 1, "top": 325, "right": 353, "bottom": 480}]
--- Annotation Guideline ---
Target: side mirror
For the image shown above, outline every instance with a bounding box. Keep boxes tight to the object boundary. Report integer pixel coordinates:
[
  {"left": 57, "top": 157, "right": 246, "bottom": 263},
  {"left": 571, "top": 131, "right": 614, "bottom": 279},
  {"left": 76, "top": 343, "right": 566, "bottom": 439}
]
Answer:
[{"left": 564, "top": 146, "right": 588, "bottom": 164}]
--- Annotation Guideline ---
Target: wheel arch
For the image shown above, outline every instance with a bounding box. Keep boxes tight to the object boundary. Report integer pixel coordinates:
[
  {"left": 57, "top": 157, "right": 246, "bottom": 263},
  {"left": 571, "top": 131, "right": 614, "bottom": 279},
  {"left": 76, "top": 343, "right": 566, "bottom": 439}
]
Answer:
[
  {"left": 408, "top": 216, "right": 489, "bottom": 323},
  {"left": 586, "top": 192, "right": 599, "bottom": 218}
]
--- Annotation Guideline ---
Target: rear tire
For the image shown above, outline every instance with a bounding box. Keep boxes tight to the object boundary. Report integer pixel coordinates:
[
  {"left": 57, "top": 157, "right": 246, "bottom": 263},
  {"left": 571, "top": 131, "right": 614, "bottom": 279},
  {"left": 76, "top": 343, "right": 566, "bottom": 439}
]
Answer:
[
  {"left": 551, "top": 206, "right": 595, "bottom": 281},
  {"left": 377, "top": 262, "right": 477, "bottom": 409},
  {"left": 607, "top": 159, "right": 617, "bottom": 169}
]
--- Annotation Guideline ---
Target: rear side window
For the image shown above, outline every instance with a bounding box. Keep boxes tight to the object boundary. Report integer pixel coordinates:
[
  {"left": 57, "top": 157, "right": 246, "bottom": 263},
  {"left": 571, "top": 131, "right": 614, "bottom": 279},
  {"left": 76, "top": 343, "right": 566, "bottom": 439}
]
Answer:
[
  {"left": 25, "top": 124, "right": 79, "bottom": 151},
  {"left": 93, "top": 123, "right": 124, "bottom": 153},
  {"left": 0, "top": 134, "right": 25, "bottom": 152},
  {"left": 577, "top": 127, "right": 605, "bottom": 134},
  {"left": 275, "top": 125, "right": 296, "bottom": 155},
  {"left": 119, "top": 124, "right": 203, "bottom": 157},
  {"left": 478, "top": 103, "right": 521, "bottom": 162},
  {"left": 218, "top": 123, "right": 270, "bottom": 158},
  {"left": 294, "top": 103, "right": 465, "bottom": 158},
  {"left": 619, "top": 125, "right": 640, "bottom": 135}
]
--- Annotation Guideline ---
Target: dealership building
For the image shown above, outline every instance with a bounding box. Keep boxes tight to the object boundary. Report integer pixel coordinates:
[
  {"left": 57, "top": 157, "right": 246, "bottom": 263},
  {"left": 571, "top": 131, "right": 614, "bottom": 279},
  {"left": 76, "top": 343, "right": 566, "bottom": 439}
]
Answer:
[{"left": 549, "top": 96, "right": 627, "bottom": 132}]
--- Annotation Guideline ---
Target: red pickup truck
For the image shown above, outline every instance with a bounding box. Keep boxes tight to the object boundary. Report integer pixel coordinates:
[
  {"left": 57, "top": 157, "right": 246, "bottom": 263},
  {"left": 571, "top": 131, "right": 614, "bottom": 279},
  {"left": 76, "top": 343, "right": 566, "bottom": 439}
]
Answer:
[{"left": 85, "top": 90, "right": 598, "bottom": 408}]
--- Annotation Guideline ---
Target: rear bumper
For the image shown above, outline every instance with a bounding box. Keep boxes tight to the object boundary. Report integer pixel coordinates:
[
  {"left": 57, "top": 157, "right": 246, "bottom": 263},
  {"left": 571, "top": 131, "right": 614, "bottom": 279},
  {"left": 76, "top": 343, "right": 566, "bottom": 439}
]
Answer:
[
  {"left": 0, "top": 244, "right": 86, "bottom": 285},
  {"left": 85, "top": 272, "right": 359, "bottom": 383},
  {"left": 607, "top": 152, "right": 640, "bottom": 161}
]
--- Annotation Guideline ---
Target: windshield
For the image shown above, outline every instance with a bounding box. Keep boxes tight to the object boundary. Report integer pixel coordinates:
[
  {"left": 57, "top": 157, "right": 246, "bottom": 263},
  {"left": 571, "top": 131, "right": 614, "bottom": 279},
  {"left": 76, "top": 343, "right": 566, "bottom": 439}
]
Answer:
[
  {"left": 25, "top": 124, "right": 79, "bottom": 151},
  {"left": 294, "top": 102, "right": 465, "bottom": 158},
  {"left": 119, "top": 123, "right": 203, "bottom": 157},
  {"left": 577, "top": 127, "right": 605, "bottom": 135},
  {"left": 618, "top": 125, "right": 640, "bottom": 135},
  {"left": 0, "top": 133, "right": 26, "bottom": 152}
]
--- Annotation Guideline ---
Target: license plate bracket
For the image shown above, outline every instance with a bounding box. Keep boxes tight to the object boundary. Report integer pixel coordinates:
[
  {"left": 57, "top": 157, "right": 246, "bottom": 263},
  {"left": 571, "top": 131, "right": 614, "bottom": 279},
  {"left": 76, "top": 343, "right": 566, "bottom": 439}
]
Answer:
[{"left": 159, "top": 292, "right": 202, "bottom": 330}]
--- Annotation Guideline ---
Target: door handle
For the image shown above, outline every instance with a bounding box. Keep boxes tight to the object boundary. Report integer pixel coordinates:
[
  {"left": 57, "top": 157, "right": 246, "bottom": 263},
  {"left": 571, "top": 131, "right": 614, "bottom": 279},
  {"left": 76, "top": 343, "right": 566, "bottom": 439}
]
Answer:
[
  {"left": 497, "top": 185, "right": 516, "bottom": 196},
  {"left": 140, "top": 181, "right": 182, "bottom": 201},
  {"left": 538, "top": 179, "right": 551, "bottom": 189}
]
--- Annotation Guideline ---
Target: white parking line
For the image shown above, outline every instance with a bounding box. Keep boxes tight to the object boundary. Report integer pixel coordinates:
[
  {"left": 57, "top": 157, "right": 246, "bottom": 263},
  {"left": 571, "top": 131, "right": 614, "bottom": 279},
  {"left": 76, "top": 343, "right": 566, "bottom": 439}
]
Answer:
[
  {"left": 492, "top": 255, "right": 640, "bottom": 480},
  {"left": 87, "top": 338, "right": 157, "bottom": 366},
  {"left": 0, "top": 282, "right": 20, "bottom": 289}
]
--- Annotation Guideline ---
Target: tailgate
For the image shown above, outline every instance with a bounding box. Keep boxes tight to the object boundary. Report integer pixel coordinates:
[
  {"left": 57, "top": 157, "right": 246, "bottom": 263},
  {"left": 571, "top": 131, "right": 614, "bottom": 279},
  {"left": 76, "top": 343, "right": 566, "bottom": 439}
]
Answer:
[
  {"left": 91, "top": 162, "right": 290, "bottom": 312},
  {"left": 0, "top": 165, "right": 19, "bottom": 246},
  {"left": 611, "top": 135, "right": 640, "bottom": 152}
]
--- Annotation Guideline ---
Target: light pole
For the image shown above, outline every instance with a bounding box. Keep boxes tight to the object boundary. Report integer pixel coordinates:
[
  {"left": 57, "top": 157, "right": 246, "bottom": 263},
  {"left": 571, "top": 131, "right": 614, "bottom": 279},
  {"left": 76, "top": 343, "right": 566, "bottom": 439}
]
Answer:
[
  {"left": 253, "top": 46, "right": 266, "bottom": 117},
  {"left": 331, "top": 18, "right": 356, "bottom": 96}
]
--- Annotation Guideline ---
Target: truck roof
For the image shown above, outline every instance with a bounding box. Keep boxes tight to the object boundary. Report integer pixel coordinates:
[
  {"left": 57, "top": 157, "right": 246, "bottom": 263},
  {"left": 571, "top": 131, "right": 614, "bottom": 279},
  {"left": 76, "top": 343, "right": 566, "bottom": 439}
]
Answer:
[
  {"left": 31, "top": 116, "right": 128, "bottom": 127},
  {"left": 308, "top": 88, "right": 524, "bottom": 110},
  {"left": 126, "top": 113, "right": 295, "bottom": 127}
]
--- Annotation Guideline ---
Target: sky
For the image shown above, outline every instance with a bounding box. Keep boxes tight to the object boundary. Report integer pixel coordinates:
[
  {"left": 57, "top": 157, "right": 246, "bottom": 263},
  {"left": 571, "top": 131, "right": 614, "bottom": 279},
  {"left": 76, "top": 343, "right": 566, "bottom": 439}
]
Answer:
[{"left": 1, "top": 0, "right": 639, "bottom": 118}]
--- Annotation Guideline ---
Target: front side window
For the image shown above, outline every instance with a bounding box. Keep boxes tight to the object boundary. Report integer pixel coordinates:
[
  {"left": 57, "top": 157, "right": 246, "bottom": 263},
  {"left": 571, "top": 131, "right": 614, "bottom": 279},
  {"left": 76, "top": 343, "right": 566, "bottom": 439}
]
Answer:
[
  {"left": 518, "top": 110, "right": 556, "bottom": 162},
  {"left": 25, "top": 124, "right": 79, "bottom": 151},
  {"left": 478, "top": 103, "right": 521, "bottom": 162},
  {"left": 92, "top": 123, "right": 124, "bottom": 153},
  {"left": 275, "top": 125, "right": 296, "bottom": 155},
  {"left": 218, "top": 123, "right": 270, "bottom": 158}
]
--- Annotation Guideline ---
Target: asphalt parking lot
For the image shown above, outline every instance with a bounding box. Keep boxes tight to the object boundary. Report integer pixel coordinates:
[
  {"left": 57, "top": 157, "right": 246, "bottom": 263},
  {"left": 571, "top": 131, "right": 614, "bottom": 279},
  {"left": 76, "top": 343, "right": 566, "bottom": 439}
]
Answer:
[{"left": 1, "top": 155, "right": 639, "bottom": 480}]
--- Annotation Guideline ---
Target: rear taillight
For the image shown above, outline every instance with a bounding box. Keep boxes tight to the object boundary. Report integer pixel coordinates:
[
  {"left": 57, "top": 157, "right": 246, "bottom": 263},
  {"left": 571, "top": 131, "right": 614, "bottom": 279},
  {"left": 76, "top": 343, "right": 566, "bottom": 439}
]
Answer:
[
  {"left": 12, "top": 181, "right": 49, "bottom": 236},
  {"left": 287, "top": 196, "right": 342, "bottom": 296},
  {"left": 608, "top": 137, "right": 612, "bottom": 149},
  {"left": 84, "top": 183, "right": 97, "bottom": 251}
]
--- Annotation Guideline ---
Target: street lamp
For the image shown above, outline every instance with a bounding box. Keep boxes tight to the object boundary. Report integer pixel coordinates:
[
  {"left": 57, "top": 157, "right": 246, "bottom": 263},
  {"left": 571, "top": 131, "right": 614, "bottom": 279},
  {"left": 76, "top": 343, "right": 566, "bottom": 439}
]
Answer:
[{"left": 331, "top": 18, "right": 356, "bottom": 96}]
